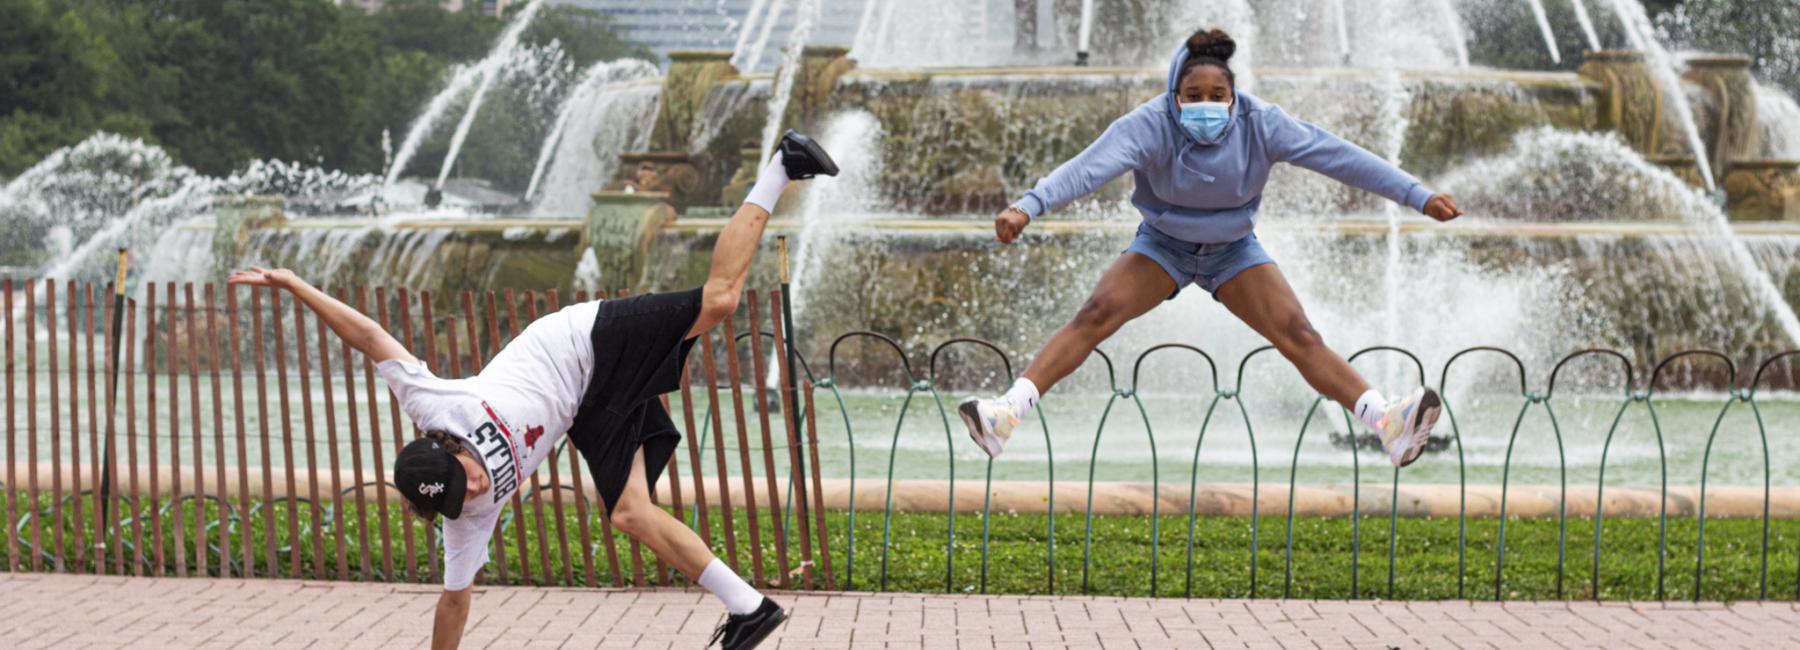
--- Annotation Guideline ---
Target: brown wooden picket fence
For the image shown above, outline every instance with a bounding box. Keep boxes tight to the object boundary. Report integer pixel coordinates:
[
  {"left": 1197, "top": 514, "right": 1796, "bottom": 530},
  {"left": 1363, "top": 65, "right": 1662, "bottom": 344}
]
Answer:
[{"left": 0, "top": 279, "right": 832, "bottom": 590}]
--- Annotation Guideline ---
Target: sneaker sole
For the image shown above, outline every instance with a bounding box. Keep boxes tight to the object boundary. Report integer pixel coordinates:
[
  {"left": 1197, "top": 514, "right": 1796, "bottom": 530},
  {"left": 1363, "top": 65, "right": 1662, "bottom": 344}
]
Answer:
[
  {"left": 733, "top": 606, "right": 788, "bottom": 650},
  {"left": 957, "top": 399, "right": 1002, "bottom": 458},
  {"left": 1396, "top": 389, "right": 1443, "bottom": 468},
  {"left": 781, "top": 129, "right": 839, "bottom": 179}
]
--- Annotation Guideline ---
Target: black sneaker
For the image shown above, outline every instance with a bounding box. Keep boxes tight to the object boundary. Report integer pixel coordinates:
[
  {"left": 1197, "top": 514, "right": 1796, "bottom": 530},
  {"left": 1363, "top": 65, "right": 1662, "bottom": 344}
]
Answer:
[
  {"left": 778, "top": 129, "right": 838, "bottom": 180},
  {"left": 708, "top": 597, "right": 787, "bottom": 649}
]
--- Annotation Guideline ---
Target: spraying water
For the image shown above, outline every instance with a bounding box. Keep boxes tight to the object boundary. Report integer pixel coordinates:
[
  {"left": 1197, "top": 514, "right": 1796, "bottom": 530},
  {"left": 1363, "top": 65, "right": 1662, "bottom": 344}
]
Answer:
[
  {"left": 787, "top": 110, "right": 884, "bottom": 323},
  {"left": 1339, "top": 0, "right": 1468, "bottom": 69},
  {"left": 757, "top": 0, "right": 821, "bottom": 167},
  {"left": 765, "top": 109, "right": 882, "bottom": 388},
  {"left": 1330, "top": 0, "right": 1350, "bottom": 65},
  {"left": 1754, "top": 84, "right": 1800, "bottom": 158},
  {"left": 1524, "top": 0, "right": 1563, "bottom": 64},
  {"left": 851, "top": 0, "right": 1008, "bottom": 69},
  {"left": 1376, "top": 70, "right": 1414, "bottom": 390},
  {"left": 2, "top": 133, "right": 373, "bottom": 289},
  {"left": 529, "top": 80, "right": 661, "bottom": 217},
  {"left": 1570, "top": 0, "right": 1603, "bottom": 52},
  {"left": 732, "top": 0, "right": 773, "bottom": 64},
  {"left": 1438, "top": 0, "right": 1471, "bottom": 67},
  {"left": 869, "top": 0, "right": 900, "bottom": 65},
  {"left": 434, "top": 0, "right": 547, "bottom": 190},
  {"left": 384, "top": 1, "right": 544, "bottom": 192},
  {"left": 849, "top": 0, "right": 882, "bottom": 58},
  {"left": 1437, "top": 128, "right": 1800, "bottom": 345},
  {"left": 739, "top": 0, "right": 789, "bottom": 73},
  {"left": 1609, "top": 0, "right": 1716, "bottom": 192},
  {"left": 1682, "top": 197, "right": 1800, "bottom": 346},
  {"left": 524, "top": 58, "right": 662, "bottom": 202},
  {"left": 384, "top": 63, "right": 481, "bottom": 190}
]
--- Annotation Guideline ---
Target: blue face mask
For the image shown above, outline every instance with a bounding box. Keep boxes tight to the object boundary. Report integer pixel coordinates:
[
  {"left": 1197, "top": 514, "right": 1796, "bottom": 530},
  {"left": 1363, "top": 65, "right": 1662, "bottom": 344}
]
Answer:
[{"left": 1178, "top": 101, "right": 1232, "bottom": 142}]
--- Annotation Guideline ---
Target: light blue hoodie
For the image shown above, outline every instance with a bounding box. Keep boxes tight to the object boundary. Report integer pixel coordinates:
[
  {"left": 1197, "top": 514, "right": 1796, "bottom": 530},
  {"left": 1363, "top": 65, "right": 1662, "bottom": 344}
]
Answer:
[{"left": 1013, "top": 44, "right": 1437, "bottom": 244}]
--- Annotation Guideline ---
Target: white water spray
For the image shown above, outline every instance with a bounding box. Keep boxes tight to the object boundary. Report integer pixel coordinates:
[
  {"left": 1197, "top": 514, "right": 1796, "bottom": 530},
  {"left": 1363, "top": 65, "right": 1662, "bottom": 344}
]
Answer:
[
  {"left": 1376, "top": 70, "right": 1414, "bottom": 390},
  {"left": 1525, "top": 0, "right": 1563, "bottom": 64},
  {"left": 1436, "top": 0, "right": 1471, "bottom": 67},
  {"left": 732, "top": 0, "right": 773, "bottom": 64},
  {"left": 383, "top": 1, "right": 544, "bottom": 192},
  {"left": 1438, "top": 128, "right": 1800, "bottom": 346},
  {"left": 740, "top": 0, "right": 789, "bottom": 73},
  {"left": 529, "top": 80, "right": 660, "bottom": 217},
  {"left": 1570, "top": 0, "right": 1603, "bottom": 52},
  {"left": 383, "top": 63, "right": 481, "bottom": 189},
  {"left": 1609, "top": 0, "right": 1715, "bottom": 192},
  {"left": 757, "top": 0, "right": 820, "bottom": 167},
  {"left": 1681, "top": 198, "right": 1800, "bottom": 347},
  {"left": 1755, "top": 84, "right": 1800, "bottom": 159},
  {"left": 849, "top": 0, "right": 882, "bottom": 58},
  {"left": 524, "top": 59, "right": 661, "bottom": 202},
  {"left": 434, "top": 0, "right": 546, "bottom": 190},
  {"left": 1330, "top": 0, "right": 1350, "bottom": 65},
  {"left": 787, "top": 111, "right": 883, "bottom": 323}
]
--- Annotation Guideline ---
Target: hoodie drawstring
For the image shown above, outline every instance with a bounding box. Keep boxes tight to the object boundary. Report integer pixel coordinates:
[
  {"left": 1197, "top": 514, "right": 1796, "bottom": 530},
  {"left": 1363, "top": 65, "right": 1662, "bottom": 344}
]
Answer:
[{"left": 1175, "top": 140, "right": 1217, "bottom": 182}]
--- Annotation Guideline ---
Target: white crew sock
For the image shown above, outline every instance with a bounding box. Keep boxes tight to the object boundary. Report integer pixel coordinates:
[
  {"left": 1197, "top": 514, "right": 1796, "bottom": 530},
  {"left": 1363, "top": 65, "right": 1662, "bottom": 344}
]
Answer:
[
  {"left": 1354, "top": 389, "right": 1388, "bottom": 431},
  {"left": 699, "top": 558, "right": 764, "bottom": 615},
  {"left": 1001, "top": 378, "right": 1041, "bottom": 416},
  {"left": 742, "top": 153, "right": 790, "bottom": 214}
]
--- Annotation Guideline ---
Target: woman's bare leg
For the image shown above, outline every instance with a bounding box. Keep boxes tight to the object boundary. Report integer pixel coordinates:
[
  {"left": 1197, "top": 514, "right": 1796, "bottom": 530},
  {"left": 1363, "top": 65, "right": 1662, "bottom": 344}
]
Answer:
[
  {"left": 1213, "top": 263, "right": 1368, "bottom": 410},
  {"left": 1020, "top": 252, "right": 1179, "bottom": 392}
]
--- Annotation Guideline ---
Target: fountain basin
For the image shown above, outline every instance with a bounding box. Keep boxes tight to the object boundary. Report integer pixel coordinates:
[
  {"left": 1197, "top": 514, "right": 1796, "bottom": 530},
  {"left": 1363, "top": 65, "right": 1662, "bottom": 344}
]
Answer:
[{"left": 190, "top": 204, "right": 1800, "bottom": 393}]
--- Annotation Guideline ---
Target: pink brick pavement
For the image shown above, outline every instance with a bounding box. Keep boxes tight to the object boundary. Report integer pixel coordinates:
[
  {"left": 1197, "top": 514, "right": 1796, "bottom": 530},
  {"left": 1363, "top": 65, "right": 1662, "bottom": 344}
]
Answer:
[{"left": 3, "top": 572, "right": 1795, "bottom": 649}]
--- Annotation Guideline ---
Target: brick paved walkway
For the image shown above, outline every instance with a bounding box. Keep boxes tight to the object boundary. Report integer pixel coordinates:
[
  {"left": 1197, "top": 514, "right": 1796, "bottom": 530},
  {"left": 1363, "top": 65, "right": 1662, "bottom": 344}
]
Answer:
[{"left": 4, "top": 573, "right": 1795, "bottom": 649}]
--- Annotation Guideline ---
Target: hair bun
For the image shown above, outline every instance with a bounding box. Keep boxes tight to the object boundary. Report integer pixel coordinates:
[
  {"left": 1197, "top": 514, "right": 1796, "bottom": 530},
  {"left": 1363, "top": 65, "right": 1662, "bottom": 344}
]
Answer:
[{"left": 1186, "top": 28, "right": 1236, "bottom": 62}]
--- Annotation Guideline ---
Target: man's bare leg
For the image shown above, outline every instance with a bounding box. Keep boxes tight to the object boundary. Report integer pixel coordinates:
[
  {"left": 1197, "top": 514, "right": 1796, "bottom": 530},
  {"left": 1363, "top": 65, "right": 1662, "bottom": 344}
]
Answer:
[
  {"left": 686, "top": 129, "right": 836, "bottom": 341},
  {"left": 605, "top": 448, "right": 719, "bottom": 580},
  {"left": 608, "top": 448, "right": 781, "bottom": 639},
  {"left": 639, "top": 131, "right": 830, "bottom": 649},
  {"left": 687, "top": 201, "right": 770, "bottom": 339}
]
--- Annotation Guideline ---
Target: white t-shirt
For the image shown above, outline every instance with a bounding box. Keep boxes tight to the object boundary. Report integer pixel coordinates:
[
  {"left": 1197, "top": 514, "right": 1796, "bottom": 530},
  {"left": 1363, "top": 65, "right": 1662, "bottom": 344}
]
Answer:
[{"left": 378, "top": 299, "right": 601, "bottom": 590}]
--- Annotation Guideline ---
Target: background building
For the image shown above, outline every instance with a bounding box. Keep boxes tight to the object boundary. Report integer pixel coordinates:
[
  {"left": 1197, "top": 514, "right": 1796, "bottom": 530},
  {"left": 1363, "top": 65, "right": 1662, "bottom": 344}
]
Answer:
[{"left": 558, "top": 0, "right": 867, "bottom": 69}]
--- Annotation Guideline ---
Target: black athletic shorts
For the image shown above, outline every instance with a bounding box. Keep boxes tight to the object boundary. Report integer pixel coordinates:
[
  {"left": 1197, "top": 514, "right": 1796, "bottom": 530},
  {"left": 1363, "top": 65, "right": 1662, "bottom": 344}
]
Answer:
[{"left": 567, "top": 287, "right": 702, "bottom": 514}]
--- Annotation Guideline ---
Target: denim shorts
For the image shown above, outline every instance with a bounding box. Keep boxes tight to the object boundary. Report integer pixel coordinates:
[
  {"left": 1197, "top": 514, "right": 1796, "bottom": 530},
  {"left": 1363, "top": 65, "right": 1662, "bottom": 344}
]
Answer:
[{"left": 1124, "top": 222, "right": 1275, "bottom": 300}]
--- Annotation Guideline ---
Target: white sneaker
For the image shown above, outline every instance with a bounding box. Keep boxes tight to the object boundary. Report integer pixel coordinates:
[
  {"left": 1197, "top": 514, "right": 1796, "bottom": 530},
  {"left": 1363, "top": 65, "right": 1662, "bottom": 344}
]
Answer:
[
  {"left": 1377, "top": 387, "right": 1442, "bottom": 468},
  {"left": 957, "top": 397, "right": 1022, "bottom": 458}
]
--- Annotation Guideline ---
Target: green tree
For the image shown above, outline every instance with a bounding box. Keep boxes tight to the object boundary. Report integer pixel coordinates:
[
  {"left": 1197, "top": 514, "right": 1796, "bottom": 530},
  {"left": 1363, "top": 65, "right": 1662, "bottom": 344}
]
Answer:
[
  {"left": 0, "top": 0, "right": 136, "bottom": 174},
  {"left": 0, "top": 0, "right": 650, "bottom": 180},
  {"left": 526, "top": 3, "right": 651, "bottom": 68},
  {"left": 1655, "top": 0, "right": 1800, "bottom": 98}
]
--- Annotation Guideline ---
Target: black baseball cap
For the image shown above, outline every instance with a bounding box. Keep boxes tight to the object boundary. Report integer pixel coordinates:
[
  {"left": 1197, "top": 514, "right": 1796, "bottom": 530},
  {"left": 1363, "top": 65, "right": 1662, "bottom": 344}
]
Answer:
[{"left": 395, "top": 436, "right": 469, "bottom": 519}]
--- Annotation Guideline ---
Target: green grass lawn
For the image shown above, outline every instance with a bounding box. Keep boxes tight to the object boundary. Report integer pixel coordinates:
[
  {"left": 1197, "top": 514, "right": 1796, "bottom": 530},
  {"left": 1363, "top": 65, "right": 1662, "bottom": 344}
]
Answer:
[{"left": 6, "top": 493, "right": 1797, "bottom": 602}]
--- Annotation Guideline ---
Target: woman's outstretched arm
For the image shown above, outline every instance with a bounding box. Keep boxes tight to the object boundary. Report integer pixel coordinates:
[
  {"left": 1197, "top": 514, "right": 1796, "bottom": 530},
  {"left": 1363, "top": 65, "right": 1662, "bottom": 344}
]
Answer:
[
  {"left": 1262, "top": 105, "right": 1463, "bottom": 221},
  {"left": 999, "top": 109, "right": 1154, "bottom": 242},
  {"left": 226, "top": 267, "right": 418, "bottom": 364}
]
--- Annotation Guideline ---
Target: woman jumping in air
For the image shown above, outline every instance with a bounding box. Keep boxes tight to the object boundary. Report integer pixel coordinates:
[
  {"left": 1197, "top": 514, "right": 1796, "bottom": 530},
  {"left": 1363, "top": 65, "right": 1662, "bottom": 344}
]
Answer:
[{"left": 959, "top": 29, "right": 1463, "bottom": 467}]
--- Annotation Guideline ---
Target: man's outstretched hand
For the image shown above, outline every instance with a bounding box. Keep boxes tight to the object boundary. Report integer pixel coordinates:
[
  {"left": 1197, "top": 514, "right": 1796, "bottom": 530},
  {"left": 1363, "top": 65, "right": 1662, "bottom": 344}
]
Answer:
[{"left": 227, "top": 266, "right": 298, "bottom": 289}]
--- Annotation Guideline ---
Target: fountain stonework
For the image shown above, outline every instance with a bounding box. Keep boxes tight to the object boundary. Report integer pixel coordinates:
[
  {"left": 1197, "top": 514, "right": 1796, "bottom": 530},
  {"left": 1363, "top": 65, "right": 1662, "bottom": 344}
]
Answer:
[{"left": 583, "top": 189, "right": 678, "bottom": 289}]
